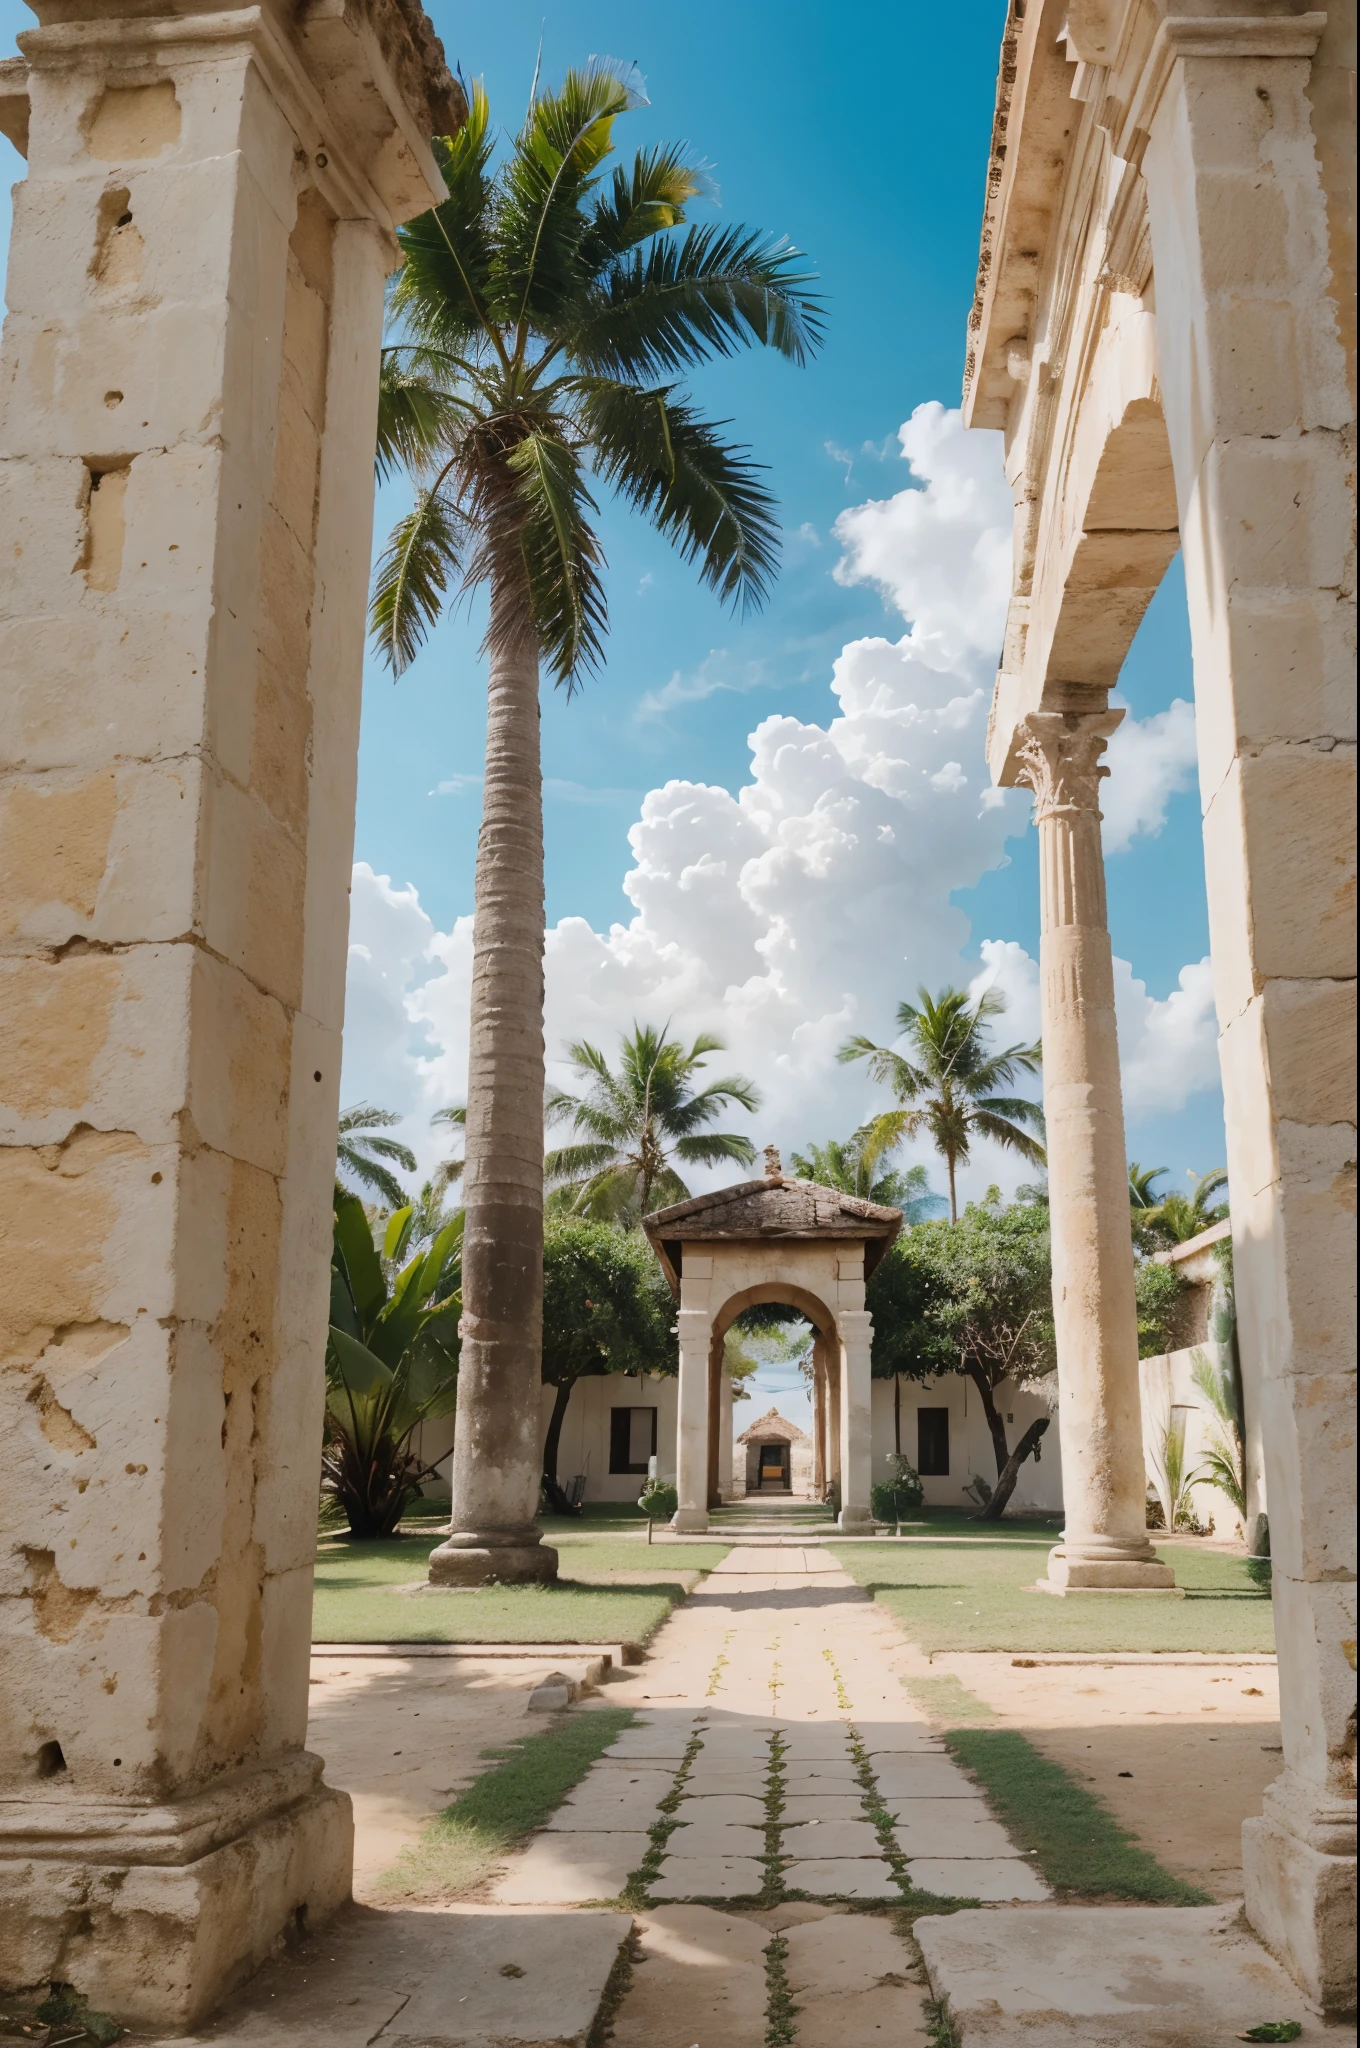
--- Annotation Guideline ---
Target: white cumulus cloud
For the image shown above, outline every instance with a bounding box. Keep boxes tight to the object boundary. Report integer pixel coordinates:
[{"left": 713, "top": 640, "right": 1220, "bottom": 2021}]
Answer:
[{"left": 341, "top": 404, "right": 1221, "bottom": 1201}]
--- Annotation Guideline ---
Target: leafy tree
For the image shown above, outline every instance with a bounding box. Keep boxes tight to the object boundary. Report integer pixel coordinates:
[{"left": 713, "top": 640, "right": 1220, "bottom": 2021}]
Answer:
[
  {"left": 324, "top": 1191, "right": 462, "bottom": 1537},
  {"left": 540, "top": 1218, "right": 676, "bottom": 1511},
  {"left": 546, "top": 1023, "right": 760, "bottom": 1221},
  {"left": 790, "top": 1127, "right": 948, "bottom": 1219},
  {"left": 839, "top": 987, "right": 1044, "bottom": 1221},
  {"left": 905, "top": 1199, "right": 1056, "bottom": 1518},
  {"left": 1133, "top": 1256, "right": 1184, "bottom": 1357},
  {"left": 337, "top": 1103, "right": 416, "bottom": 1210},
  {"left": 369, "top": 63, "right": 819, "bottom": 1571}
]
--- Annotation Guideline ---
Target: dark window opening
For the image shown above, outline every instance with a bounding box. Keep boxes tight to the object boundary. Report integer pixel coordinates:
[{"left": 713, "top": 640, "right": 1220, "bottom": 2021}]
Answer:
[
  {"left": 609, "top": 1406, "right": 658, "bottom": 1474},
  {"left": 917, "top": 1407, "right": 950, "bottom": 1476}
]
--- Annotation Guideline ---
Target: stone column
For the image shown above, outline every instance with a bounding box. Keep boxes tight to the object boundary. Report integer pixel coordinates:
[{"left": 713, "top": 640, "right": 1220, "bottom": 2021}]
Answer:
[
  {"left": 717, "top": 1367, "right": 735, "bottom": 1502},
  {"left": 1016, "top": 711, "right": 1176, "bottom": 1594},
  {"left": 811, "top": 1336, "right": 828, "bottom": 1498},
  {"left": 672, "top": 1309, "right": 711, "bottom": 1533},
  {"left": 826, "top": 1342, "right": 842, "bottom": 1493},
  {"left": 837, "top": 1311, "right": 875, "bottom": 1533},
  {"left": 0, "top": 0, "right": 452, "bottom": 2026},
  {"left": 1142, "top": 16, "right": 1356, "bottom": 2007}
]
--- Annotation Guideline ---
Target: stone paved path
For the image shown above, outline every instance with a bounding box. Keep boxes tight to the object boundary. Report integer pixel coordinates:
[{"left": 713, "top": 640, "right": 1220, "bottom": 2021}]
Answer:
[
  {"left": 491, "top": 1544, "right": 1044, "bottom": 2046},
  {"left": 495, "top": 1545, "right": 1047, "bottom": 1914}
]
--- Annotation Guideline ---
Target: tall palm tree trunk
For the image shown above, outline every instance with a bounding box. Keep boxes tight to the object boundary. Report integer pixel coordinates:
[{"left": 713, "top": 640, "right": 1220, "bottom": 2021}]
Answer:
[{"left": 429, "top": 577, "right": 557, "bottom": 1585}]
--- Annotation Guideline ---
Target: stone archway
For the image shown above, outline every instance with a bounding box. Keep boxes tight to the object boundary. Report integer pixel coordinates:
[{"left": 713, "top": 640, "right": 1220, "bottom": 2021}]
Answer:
[
  {"left": 964, "top": 0, "right": 1355, "bottom": 2006},
  {"left": 643, "top": 1161, "right": 901, "bottom": 1534}
]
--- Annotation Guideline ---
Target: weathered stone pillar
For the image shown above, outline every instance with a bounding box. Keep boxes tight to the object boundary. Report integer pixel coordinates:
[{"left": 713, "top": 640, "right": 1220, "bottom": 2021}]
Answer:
[
  {"left": 837, "top": 1311, "right": 875, "bottom": 1533},
  {"left": 1141, "top": 14, "right": 1356, "bottom": 2006},
  {"left": 0, "top": 0, "right": 453, "bottom": 2025},
  {"left": 672, "top": 1309, "right": 711, "bottom": 1533},
  {"left": 717, "top": 1366, "right": 735, "bottom": 1501},
  {"left": 811, "top": 1335, "right": 828, "bottom": 1498},
  {"left": 1016, "top": 711, "right": 1176, "bottom": 1595}
]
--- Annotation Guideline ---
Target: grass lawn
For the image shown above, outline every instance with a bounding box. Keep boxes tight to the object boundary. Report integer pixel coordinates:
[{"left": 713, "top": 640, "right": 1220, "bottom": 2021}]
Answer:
[
  {"left": 377, "top": 1705, "right": 637, "bottom": 1900},
  {"left": 311, "top": 1531, "right": 712, "bottom": 1644},
  {"left": 945, "top": 1726, "right": 1211, "bottom": 1903},
  {"left": 837, "top": 1512, "right": 1275, "bottom": 1655}
]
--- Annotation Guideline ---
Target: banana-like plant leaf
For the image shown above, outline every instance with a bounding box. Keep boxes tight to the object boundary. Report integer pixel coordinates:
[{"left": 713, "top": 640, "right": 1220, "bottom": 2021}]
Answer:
[
  {"left": 327, "top": 1324, "right": 395, "bottom": 1399},
  {"left": 329, "top": 1264, "right": 361, "bottom": 1340},
  {"left": 385, "top": 1205, "right": 416, "bottom": 1264},
  {"left": 333, "top": 1190, "right": 385, "bottom": 1333}
]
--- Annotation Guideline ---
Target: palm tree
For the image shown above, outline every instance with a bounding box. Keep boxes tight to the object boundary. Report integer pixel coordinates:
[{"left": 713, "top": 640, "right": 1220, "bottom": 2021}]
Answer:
[
  {"left": 838, "top": 987, "right": 1044, "bottom": 1222},
  {"left": 790, "top": 1128, "right": 947, "bottom": 1221},
  {"left": 372, "top": 65, "right": 820, "bottom": 1584},
  {"left": 1128, "top": 1161, "right": 1168, "bottom": 1211},
  {"left": 336, "top": 1104, "right": 417, "bottom": 1210},
  {"left": 430, "top": 1104, "right": 467, "bottom": 1197},
  {"left": 1152, "top": 1169, "right": 1229, "bottom": 1245},
  {"left": 546, "top": 1024, "right": 760, "bottom": 1221}
]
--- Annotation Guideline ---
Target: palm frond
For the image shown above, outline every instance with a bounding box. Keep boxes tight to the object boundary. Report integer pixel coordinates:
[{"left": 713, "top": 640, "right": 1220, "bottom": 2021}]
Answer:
[
  {"left": 571, "top": 223, "right": 825, "bottom": 379},
  {"left": 370, "top": 482, "right": 467, "bottom": 675},
  {"left": 392, "top": 85, "right": 500, "bottom": 348},
  {"left": 836, "top": 1034, "right": 928, "bottom": 1099},
  {"left": 579, "top": 145, "right": 707, "bottom": 268},
  {"left": 582, "top": 381, "right": 780, "bottom": 611},
  {"left": 375, "top": 351, "right": 469, "bottom": 483},
  {"left": 507, "top": 428, "right": 608, "bottom": 689},
  {"left": 544, "top": 1141, "right": 618, "bottom": 1180},
  {"left": 494, "top": 61, "right": 639, "bottom": 333},
  {"left": 968, "top": 1111, "right": 1047, "bottom": 1165},
  {"left": 672, "top": 1131, "right": 758, "bottom": 1167}
]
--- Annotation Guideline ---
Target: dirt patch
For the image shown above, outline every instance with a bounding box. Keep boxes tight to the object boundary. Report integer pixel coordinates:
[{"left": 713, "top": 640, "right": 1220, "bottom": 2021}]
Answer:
[
  {"left": 306, "top": 1650, "right": 612, "bottom": 1895},
  {"left": 937, "top": 1651, "right": 1280, "bottom": 1898}
]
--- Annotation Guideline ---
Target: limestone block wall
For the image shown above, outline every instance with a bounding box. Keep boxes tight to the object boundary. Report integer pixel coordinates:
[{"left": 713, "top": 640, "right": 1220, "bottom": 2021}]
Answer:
[{"left": 0, "top": 0, "right": 452, "bottom": 2023}]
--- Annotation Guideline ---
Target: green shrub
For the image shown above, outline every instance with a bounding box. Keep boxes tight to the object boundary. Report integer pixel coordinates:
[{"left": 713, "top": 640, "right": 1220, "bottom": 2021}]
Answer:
[{"left": 638, "top": 1479, "right": 678, "bottom": 1522}]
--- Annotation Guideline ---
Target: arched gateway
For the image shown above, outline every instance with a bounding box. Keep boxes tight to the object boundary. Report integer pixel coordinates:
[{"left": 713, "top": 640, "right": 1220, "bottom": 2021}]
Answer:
[{"left": 643, "top": 1157, "right": 901, "bottom": 1534}]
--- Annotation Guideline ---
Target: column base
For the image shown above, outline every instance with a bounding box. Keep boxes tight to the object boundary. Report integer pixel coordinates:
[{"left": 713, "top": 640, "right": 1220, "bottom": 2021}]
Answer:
[
  {"left": 1243, "top": 1778, "right": 1358, "bottom": 2014},
  {"left": 0, "top": 1754, "right": 351, "bottom": 2029},
  {"left": 1037, "top": 1542, "right": 1179, "bottom": 1593},
  {"left": 838, "top": 1509, "right": 875, "bottom": 1534},
  {"left": 428, "top": 1528, "right": 558, "bottom": 1586},
  {"left": 670, "top": 1507, "right": 708, "bottom": 1534}
]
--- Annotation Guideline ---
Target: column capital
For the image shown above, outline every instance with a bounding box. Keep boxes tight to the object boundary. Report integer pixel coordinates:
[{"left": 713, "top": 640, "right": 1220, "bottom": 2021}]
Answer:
[{"left": 1015, "top": 708, "right": 1123, "bottom": 821}]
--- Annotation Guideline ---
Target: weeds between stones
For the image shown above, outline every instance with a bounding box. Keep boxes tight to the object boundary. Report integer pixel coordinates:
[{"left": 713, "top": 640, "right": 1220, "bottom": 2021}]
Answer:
[
  {"left": 584, "top": 1923, "right": 642, "bottom": 2048},
  {"left": 923, "top": 1994, "right": 961, "bottom": 2047},
  {"left": 621, "top": 1724, "right": 707, "bottom": 1907},
  {"left": 376, "top": 1705, "right": 637, "bottom": 1900},
  {"left": 763, "top": 1931, "right": 799, "bottom": 2047},
  {"left": 761, "top": 1730, "right": 789, "bottom": 1906},
  {"left": 706, "top": 1629, "right": 734, "bottom": 1697}
]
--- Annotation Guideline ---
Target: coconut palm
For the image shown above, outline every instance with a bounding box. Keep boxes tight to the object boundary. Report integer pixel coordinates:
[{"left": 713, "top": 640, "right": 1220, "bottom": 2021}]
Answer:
[
  {"left": 336, "top": 1103, "right": 417, "bottom": 1210},
  {"left": 1128, "top": 1161, "right": 1168, "bottom": 1211},
  {"left": 546, "top": 1024, "right": 760, "bottom": 1221},
  {"left": 371, "top": 65, "right": 820, "bottom": 1583},
  {"left": 838, "top": 987, "right": 1045, "bottom": 1222},
  {"left": 1152, "top": 1168, "right": 1230, "bottom": 1245},
  {"left": 789, "top": 1128, "right": 947, "bottom": 1221},
  {"left": 430, "top": 1104, "right": 467, "bottom": 1196}
]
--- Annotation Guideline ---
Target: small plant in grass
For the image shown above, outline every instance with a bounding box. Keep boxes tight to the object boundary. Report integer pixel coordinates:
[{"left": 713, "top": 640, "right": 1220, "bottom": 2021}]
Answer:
[
  {"left": 1148, "top": 1404, "right": 1206, "bottom": 1534},
  {"left": 872, "top": 1453, "right": 925, "bottom": 1527},
  {"left": 638, "top": 1478, "right": 678, "bottom": 1532},
  {"left": 923, "top": 1996, "right": 961, "bottom": 2048}
]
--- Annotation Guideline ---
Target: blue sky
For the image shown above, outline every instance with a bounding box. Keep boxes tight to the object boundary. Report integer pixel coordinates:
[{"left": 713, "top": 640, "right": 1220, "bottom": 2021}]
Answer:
[{"left": 0, "top": 0, "right": 1228, "bottom": 1291}]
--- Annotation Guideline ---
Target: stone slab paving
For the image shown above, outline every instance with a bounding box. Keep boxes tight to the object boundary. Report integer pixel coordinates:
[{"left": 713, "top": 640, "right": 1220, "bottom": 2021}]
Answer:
[
  {"left": 916, "top": 1904, "right": 1353, "bottom": 2044},
  {"left": 782, "top": 1913, "right": 932, "bottom": 2048},
  {"left": 493, "top": 1832, "right": 649, "bottom": 1904},
  {"left": 605, "top": 1904, "right": 770, "bottom": 2047},
  {"left": 162, "top": 1906, "right": 633, "bottom": 2047}
]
